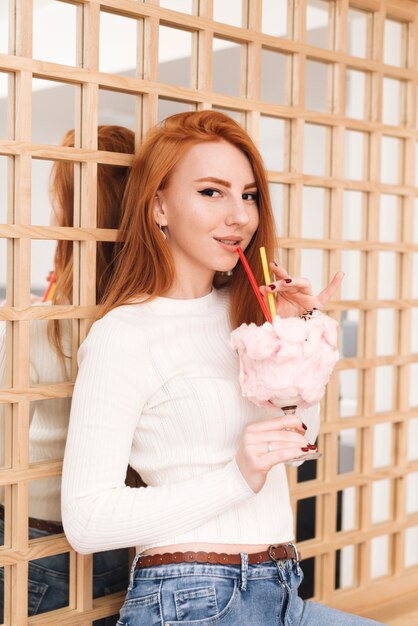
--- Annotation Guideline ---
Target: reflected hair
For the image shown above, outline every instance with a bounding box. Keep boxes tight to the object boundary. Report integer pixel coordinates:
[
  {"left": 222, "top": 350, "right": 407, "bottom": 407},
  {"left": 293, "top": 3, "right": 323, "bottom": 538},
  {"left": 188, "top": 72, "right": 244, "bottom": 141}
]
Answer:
[
  {"left": 99, "top": 110, "right": 277, "bottom": 328},
  {"left": 48, "top": 125, "right": 135, "bottom": 359}
]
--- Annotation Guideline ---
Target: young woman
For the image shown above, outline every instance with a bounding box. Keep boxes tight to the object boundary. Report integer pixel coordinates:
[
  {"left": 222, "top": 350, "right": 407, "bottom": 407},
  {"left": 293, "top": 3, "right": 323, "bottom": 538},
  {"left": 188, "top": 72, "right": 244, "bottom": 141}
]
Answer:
[
  {"left": 0, "top": 125, "right": 135, "bottom": 623},
  {"left": 61, "top": 111, "right": 385, "bottom": 625}
]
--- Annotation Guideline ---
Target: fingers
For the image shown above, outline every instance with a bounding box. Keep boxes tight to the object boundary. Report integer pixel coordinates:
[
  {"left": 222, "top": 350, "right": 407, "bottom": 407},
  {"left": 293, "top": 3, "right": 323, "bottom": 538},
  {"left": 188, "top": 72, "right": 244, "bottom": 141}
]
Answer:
[
  {"left": 245, "top": 415, "right": 307, "bottom": 434},
  {"left": 263, "top": 277, "right": 312, "bottom": 295},
  {"left": 316, "top": 271, "right": 344, "bottom": 305},
  {"left": 269, "top": 260, "right": 290, "bottom": 280}
]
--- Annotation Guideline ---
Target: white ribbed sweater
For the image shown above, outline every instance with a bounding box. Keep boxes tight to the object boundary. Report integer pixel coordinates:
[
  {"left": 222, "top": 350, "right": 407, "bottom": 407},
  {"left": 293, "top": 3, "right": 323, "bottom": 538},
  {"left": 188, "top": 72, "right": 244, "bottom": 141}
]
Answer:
[{"left": 61, "top": 288, "right": 320, "bottom": 555}]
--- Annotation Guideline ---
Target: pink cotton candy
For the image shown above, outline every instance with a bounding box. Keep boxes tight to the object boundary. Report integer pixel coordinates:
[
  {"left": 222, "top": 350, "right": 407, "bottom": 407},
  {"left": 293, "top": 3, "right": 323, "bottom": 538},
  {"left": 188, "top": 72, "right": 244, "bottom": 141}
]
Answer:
[{"left": 230, "top": 312, "right": 339, "bottom": 409}]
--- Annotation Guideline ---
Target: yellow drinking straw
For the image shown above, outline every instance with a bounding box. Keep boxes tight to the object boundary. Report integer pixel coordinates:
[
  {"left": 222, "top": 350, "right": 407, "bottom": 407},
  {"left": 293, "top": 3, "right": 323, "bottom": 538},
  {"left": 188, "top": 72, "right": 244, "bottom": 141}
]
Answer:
[{"left": 259, "top": 246, "right": 277, "bottom": 320}]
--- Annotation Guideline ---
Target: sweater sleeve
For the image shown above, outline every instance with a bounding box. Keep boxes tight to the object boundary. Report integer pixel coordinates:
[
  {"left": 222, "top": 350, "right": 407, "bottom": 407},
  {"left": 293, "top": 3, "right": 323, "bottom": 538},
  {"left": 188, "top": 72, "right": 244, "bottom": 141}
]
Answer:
[{"left": 61, "top": 317, "right": 255, "bottom": 554}]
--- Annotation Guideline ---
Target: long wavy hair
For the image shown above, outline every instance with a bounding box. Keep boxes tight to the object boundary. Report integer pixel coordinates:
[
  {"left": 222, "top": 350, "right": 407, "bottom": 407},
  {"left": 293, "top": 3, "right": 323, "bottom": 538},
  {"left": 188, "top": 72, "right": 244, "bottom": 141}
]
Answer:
[
  {"left": 99, "top": 111, "right": 277, "bottom": 328},
  {"left": 48, "top": 125, "right": 135, "bottom": 358}
]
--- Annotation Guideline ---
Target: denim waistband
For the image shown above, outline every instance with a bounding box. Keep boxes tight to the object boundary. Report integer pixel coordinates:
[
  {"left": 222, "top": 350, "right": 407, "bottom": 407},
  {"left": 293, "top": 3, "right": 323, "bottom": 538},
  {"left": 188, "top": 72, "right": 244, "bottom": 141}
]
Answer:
[{"left": 128, "top": 553, "right": 296, "bottom": 587}]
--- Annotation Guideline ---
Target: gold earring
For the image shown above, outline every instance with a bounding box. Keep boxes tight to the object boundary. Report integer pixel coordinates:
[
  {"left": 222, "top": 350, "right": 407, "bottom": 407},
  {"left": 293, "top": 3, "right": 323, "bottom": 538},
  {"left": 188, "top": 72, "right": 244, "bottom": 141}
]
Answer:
[{"left": 158, "top": 220, "right": 167, "bottom": 240}]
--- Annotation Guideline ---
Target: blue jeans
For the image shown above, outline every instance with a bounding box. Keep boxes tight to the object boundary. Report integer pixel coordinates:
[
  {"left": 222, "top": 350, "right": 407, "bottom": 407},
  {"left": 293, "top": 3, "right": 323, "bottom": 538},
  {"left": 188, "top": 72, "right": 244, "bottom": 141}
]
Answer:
[
  {"left": 116, "top": 552, "right": 387, "bottom": 626},
  {"left": 0, "top": 519, "right": 128, "bottom": 624}
]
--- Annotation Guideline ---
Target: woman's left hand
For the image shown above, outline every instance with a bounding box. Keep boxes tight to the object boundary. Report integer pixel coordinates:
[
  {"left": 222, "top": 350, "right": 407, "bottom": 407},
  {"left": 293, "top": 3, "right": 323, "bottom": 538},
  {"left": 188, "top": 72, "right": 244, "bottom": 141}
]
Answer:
[{"left": 259, "top": 261, "right": 344, "bottom": 318}]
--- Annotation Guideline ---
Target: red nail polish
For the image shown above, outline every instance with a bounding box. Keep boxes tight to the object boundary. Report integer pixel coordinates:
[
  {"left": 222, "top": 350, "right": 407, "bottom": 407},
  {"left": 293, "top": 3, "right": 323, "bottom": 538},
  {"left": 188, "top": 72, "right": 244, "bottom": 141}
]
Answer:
[
  {"left": 268, "top": 283, "right": 276, "bottom": 290},
  {"left": 302, "top": 422, "right": 307, "bottom": 430},
  {"left": 308, "top": 444, "right": 317, "bottom": 450},
  {"left": 301, "top": 447, "right": 309, "bottom": 452},
  {"left": 284, "top": 278, "right": 292, "bottom": 284}
]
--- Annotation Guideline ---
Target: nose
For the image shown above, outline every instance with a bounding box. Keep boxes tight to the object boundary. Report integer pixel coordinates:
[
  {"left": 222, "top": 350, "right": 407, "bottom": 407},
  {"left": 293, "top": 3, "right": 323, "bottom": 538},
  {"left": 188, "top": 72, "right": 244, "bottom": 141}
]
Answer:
[{"left": 225, "top": 196, "right": 251, "bottom": 227}]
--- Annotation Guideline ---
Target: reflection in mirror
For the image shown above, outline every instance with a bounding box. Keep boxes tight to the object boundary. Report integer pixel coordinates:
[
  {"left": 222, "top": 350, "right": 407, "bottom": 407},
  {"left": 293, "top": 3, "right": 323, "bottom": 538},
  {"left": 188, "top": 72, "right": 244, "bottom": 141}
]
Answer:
[
  {"left": 0, "top": 566, "right": 4, "bottom": 623},
  {"left": 261, "top": 49, "right": 287, "bottom": 105},
  {"left": 377, "top": 252, "right": 396, "bottom": 299},
  {"left": 336, "top": 487, "right": 357, "bottom": 532},
  {"left": 29, "top": 479, "right": 64, "bottom": 538},
  {"left": 406, "top": 472, "right": 418, "bottom": 514},
  {"left": 93, "top": 617, "right": 120, "bottom": 626},
  {"left": 303, "top": 124, "right": 328, "bottom": 176},
  {"left": 160, "top": 0, "right": 193, "bottom": 13},
  {"left": 32, "top": 78, "right": 76, "bottom": 146},
  {"left": 32, "top": 159, "right": 56, "bottom": 226},
  {"left": 335, "top": 545, "right": 355, "bottom": 589},
  {"left": 374, "top": 366, "right": 393, "bottom": 413},
  {"left": 372, "top": 479, "right": 391, "bottom": 523},
  {"left": 407, "top": 418, "right": 418, "bottom": 460},
  {"left": 28, "top": 553, "right": 69, "bottom": 616},
  {"left": 414, "top": 198, "right": 418, "bottom": 241},
  {"left": 31, "top": 240, "right": 60, "bottom": 303},
  {"left": 259, "top": 116, "right": 286, "bottom": 172},
  {"left": 262, "top": 0, "right": 289, "bottom": 38},
  {"left": 379, "top": 194, "right": 398, "bottom": 242},
  {"left": 341, "top": 251, "right": 361, "bottom": 300},
  {"left": 348, "top": 9, "right": 368, "bottom": 58},
  {"left": 345, "top": 69, "right": 367, "bottom": 120},
  {"left": 340, "top": 310, "right": 359, "bottom": 358},
  {"left": 0, "top": 72, "right": 9, "bottom": 139},
  {"left": 373, "top": 422, "right": 392, "bottom": 468},
  {"left": 371, "top": 535, "right": 390, "bottom": 578},
  {"left": 376, "top": 309, "right": 395, "bottom": 356},
  {"left": 384, "top": 19, "right": 404, "bottom": 67},
  {"left": 300, "top": 249, "right": 323, "bottom": 294},
  {"left": 338, "top": 428, "right": 356, "bottom": 473},
  {"left": 213, "top": 0, "right": 243, "bottom": 27},
  {"left": 301, "top": 186, "right": 325, "bottom": 239},
  {"left": 306, "top": 0, "right": 330, "bottom": 49},
  {"left": 98, "top": 88, "right": 136, "bottom": 131},
  {"left": 343, "top": 191, "right": 363, "bottom": 240},
  {"left": 29, "top": 316, "right": 72, "bottom": 385},
  {"left": 382, "top": 77, "right": 403, "bottom": 126},
  {"left": 305, "top": 60, "right": 329, "bottom": 112},
  {"left": 381, "top": 136, "right": 402, "bottom": 185},
  {"left": 410, "top": 364, "right": 418, "bottom": 408},
  {"left": 0, "top": 0, "right": 9, "bottom": 54},
  {"left": 158, "top": 99, "right": 194, "bottom": 123},
  {"left": 412, "top": 308, "right": 418, "bottom": 353},
  {"left": 344, "top": 130, "right": 365, "bottom": 180},
  {"left": 33, "top": 0, "right": 77, "bottom": 66},
  {"left": 405, "top": 526, "right": 418, "bottom": 567},
  {"left": 99, "top": 11, "right": 138, "bottom": 75},
  {"left": 269, "top": 183, "right": 285, "bottom": 235},
  {"left": 29, "top": 398, "right": 72, "bottom": 464},
  {"left": 160, "top": 26, "right": 194, "bottom": 88},
  {"left": 296, "top": 497, "right": 316, "bottom": 541},
  {"left": 212, "top": 38, "right": 242, "bottom": 97},
  {"left": 339, "top": 370, "right": 358, "bottom": 418},
  {"left": 92, "top": 548, "right": 129, "bottom": 599},
  {"left": 298, "top": 556, "right": 314, "bottom": 599}
]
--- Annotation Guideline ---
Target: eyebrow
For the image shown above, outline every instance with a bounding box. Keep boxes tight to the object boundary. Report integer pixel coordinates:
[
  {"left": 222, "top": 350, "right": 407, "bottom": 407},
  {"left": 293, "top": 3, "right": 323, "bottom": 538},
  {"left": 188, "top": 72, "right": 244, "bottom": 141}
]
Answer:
[{"left": 194, "top": 177, "right": 257, "bottom": 190}]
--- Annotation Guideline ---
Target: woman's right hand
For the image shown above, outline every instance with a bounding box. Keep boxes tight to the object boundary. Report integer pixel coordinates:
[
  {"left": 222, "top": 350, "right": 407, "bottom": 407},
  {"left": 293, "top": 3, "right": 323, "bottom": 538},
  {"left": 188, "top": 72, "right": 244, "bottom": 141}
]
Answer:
[{"left": 235, "top": 415, "right": 311, "bottom": 493}]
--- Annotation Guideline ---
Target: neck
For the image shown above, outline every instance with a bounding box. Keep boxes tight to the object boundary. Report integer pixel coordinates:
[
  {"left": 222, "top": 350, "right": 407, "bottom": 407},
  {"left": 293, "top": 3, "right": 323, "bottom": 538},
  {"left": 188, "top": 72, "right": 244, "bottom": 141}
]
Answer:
[{"left": 163, "top": 281, "right": 213, "bottom": 299}]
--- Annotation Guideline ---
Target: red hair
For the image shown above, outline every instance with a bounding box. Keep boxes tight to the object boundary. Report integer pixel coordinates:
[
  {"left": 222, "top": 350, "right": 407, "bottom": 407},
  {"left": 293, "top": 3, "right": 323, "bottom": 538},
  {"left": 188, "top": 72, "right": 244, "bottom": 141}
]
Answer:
[
  {"left": 48, "top": 125, "right": 135, "bottom": 358},
  {"left": 99, "top": 111, "right": 277, "bottom": 328}
]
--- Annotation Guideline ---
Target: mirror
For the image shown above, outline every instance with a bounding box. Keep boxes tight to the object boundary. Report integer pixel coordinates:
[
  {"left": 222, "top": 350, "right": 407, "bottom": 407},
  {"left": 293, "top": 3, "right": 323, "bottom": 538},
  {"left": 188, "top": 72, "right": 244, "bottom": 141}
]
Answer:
[
  {"left": 373, "top": 422, "right": 392, "bottom": 468},
  {"left": 371, "top": 479, "right": 391, "bottom": 523},
  {"left": 305, "top": 59, "right": 329, "bottom": 112},
  {"left": 404, "top": 526, "right": 418, "bottom": 567},
  {"left": 345, "top": 69, "right": 368, "bottom": 120},
  {"left": 213, "top": 0, "right": 244, "bottom": 27},
  {"left": 33, "top": 0, "right": 77, "bottom": 66},
  {"left": 259, "top": 116, "right": 286, "bottom": 171},
  {"left": 262, "top": 0, "right": 289, "bottom": 38},
  {"left": 213, "top": 38, "right": 242, "bottom": 97},
  {"left": 370, "top": 535, "right": 389, "bottom": 578},
  {"left": 406, "top": 472, "right": 418, "bottom": 514},
  {"left": 306, "top": 0, "right": 331, "bottom": 49},
  {"left": 348, "top": 8, "right": 368, "bottom": 58},
  {"left": 160, "top": 26, "right": 194, "bottom": 88},
  {"left": 374, "top": 366, "right": 394, "bottom": 412},
  {"left": 261, "top": 49, "right": 288, "bottom": 105}
]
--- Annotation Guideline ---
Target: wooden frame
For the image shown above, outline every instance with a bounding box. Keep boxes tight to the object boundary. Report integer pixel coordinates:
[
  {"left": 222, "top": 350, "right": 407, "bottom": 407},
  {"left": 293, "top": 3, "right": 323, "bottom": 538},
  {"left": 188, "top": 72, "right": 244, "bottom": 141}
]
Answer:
[{"left": 1, "top": 0, "right": 418, "bottom": 623}]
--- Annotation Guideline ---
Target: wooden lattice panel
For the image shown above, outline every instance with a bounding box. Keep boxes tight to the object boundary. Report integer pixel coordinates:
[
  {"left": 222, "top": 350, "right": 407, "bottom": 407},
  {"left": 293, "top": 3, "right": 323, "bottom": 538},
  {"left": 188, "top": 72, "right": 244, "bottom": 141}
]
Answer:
[{"left": 0, "top": 0, "right": 418, "bottom": 624}]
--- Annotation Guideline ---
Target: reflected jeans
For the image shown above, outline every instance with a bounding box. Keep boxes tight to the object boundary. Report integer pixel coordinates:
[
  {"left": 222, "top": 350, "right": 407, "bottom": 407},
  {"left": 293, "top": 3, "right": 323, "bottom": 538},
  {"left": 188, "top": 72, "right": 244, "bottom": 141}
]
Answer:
[
  {"left": 0, "top": 519, "right": 128, "bottom": 624},
  {"left": 116, "top": 551, "right": 387, "bottom": 626}
]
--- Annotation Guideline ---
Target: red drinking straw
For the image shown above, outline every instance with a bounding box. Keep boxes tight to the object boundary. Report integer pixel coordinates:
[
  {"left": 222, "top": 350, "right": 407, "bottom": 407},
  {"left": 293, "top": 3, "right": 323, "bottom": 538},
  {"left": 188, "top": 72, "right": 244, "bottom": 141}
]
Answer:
[{"left": 237, "top": 247, "right": 272, "bottom": 324}]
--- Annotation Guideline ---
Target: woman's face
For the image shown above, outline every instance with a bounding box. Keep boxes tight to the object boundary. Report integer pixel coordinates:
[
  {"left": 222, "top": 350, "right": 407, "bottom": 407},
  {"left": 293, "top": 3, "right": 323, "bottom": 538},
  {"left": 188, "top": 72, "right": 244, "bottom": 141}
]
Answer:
[{"left": 154, "top": 140, "right": 259, "bottom": 289}]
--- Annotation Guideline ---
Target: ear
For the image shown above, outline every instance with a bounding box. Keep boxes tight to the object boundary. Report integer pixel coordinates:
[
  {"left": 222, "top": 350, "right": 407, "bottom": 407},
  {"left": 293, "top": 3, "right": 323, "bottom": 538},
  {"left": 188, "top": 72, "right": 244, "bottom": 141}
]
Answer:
[{"left": 153, "top": 192, "right": 168, "bottom": 227}]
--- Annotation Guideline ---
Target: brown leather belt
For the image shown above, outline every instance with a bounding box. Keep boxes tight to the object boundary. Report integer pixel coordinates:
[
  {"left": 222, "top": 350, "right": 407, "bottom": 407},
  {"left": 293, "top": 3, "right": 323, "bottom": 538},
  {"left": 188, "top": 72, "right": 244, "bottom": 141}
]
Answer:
[
  {"left": 0, "top": 504, "right": 64, "bottom": 534},
  {"left": 136, "top": 544, "right": 299, "bottom": 569}
]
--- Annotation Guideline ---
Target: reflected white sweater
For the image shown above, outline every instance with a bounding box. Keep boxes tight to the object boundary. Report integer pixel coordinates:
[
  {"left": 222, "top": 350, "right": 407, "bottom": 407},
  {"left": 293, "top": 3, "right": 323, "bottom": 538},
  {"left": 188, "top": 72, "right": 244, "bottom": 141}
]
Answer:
[{"left": 61, "top": 288, "right": 319, "bottom": 555}]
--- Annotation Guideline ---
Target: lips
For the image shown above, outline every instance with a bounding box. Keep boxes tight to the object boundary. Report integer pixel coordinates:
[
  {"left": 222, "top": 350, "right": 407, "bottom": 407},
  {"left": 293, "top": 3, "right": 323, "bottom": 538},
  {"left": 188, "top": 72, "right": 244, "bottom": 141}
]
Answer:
[{"left": 214, "top": 237, "right": 243, "bottom": 245}]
